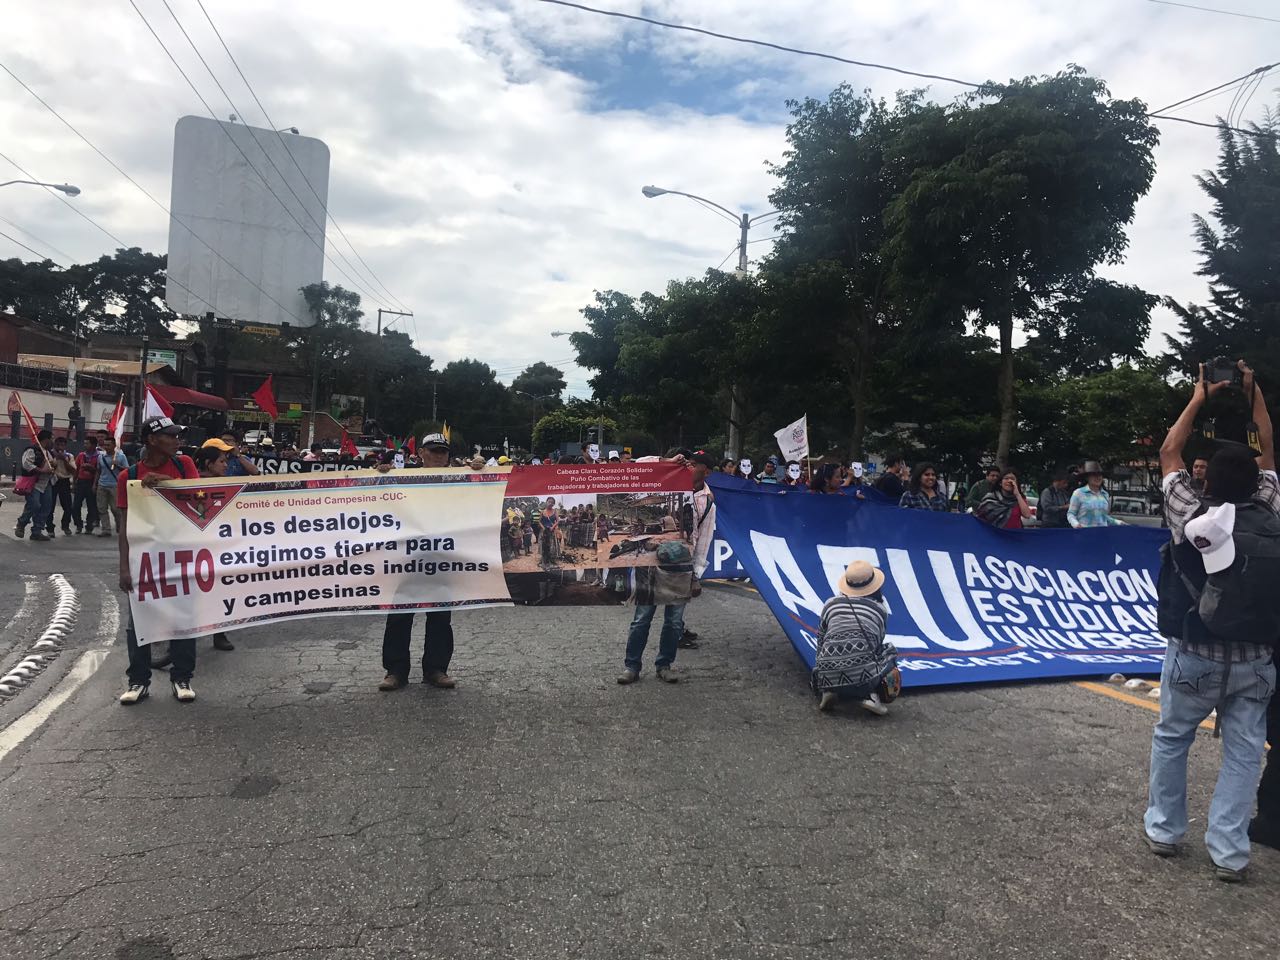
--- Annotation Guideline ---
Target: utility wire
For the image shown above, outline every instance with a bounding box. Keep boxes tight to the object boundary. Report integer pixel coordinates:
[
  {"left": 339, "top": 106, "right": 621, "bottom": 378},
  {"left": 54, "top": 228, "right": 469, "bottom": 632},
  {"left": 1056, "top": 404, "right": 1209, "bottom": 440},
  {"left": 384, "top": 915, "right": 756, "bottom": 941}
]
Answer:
[
  {"left": 133, "top": 0, "right": 387, "bottom": 311},
  {"left": 0, "top": 61, "right": 293, "bottom": 320},
  {"left": 1150, "top": 63, "right": 1278, "bottom": 115},
  {"left": 1232, "top": 69, "right": 1271, "bottom": 127},
  {"left": 533, "top": 0, "right": 982, "bottom": 88},
  {"left": 746, "top": 235, "right": 780, "bottom": 245},
  {"left": 537, "top": 0, "right": 1275, "bottom": 139},
  {"left": 690, "top": 197, "right": 742, "bottom": 226},
  {"left": 715, "top": 244, "right": 741, "bottom": 271},
  {"left": 1146, "top": 0, "right": 1280, "bottom": 25},
  {"left": 191, "top": 0, "right": 411, "bottom": 315},
  {"left": 0, "top": 147, "right": 217, "bottom": 311},
  {"left": 0, "top": 215, "right": 76, "bottom": 264},
  {"left": 0, "top": 228, "right": 60, "bottom": 264}
]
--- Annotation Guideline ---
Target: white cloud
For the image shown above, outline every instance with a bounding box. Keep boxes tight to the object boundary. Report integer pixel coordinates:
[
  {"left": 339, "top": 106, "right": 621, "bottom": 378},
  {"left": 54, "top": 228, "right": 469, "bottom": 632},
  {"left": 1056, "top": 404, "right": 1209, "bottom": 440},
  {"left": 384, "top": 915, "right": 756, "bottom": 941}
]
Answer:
[{"left": 1, "top": 0, "right": 1271, "bottom": 406}]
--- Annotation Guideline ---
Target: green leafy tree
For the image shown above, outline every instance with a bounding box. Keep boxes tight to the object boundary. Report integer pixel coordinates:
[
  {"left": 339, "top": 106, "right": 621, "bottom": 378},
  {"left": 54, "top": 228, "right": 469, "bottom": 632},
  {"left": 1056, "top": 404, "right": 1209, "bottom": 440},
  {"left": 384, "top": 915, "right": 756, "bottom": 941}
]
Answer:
[
  {"left": 81, "top": 248, "right": 176, "bottom": 337},
  {"left": 0, "top": 257, "right": 90, "bottom": 334},
  {"left": 887, "top": 67, "right": 1159, "bottom": 465},
  {"left": 436, "top": 359, "right": 515, "bottom": 450},
  {"left": 1167, "top": 118, "right": 1280, "bottom": 421},
  {"left": 767, "top": 87, "right": 944, "bottom": 456}
]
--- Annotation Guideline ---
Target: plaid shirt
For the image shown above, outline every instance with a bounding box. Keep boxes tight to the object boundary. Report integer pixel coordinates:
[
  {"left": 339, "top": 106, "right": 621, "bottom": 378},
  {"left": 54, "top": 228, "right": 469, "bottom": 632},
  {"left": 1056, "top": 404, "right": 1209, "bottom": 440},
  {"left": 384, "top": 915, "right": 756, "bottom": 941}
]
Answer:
[
  {"left": 1162, "top": 468, "right": 1280, "bottom": 662},
  {"left": 899, "top": 489, "right": 951, "bottom": 511}
]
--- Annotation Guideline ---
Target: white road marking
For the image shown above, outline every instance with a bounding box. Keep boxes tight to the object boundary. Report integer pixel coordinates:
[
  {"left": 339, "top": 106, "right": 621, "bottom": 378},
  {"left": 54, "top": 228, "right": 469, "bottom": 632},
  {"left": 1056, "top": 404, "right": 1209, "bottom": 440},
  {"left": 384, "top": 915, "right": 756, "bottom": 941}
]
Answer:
[
  {"left": 2, "top": 577, "right": 39, "bottom": 635},
  {"left": 99, "top": 583, "right": 120, "bottom": 646},
  {"left": 0, "top": 650, "right": 109, "bottom": 762}
]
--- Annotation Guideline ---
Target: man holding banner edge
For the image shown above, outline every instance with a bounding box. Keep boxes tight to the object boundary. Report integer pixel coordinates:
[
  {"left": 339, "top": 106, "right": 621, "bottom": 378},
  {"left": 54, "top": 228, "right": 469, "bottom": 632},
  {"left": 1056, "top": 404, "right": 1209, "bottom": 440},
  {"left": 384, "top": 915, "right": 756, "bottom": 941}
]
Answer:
[
  {"left": 118, "top": 417, "right": 201, "bottom": 705},
  {"left": 1144, "top": 359, "right": 1279, "bottom": 881}
]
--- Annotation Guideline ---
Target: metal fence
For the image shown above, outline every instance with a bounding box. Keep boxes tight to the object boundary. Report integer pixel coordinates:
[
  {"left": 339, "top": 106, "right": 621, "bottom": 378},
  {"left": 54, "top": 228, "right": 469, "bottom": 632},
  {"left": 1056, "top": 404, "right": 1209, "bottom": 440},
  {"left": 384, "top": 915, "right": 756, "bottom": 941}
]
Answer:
[{"left": 0, "top": 360, "right": 70, "bottom": 393}]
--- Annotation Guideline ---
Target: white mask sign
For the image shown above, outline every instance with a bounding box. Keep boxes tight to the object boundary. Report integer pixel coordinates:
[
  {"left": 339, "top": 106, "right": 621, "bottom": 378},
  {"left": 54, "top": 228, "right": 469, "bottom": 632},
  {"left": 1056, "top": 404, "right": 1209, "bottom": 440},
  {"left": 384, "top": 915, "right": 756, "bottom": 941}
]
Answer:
[
  {"left": 739, "top": 459, "right": 752, "bottom": 476},
  {"left": 852, "top": 462, "right": 864, "bottom": 478},
  {"left": 587, "top": 444, "right": 600, "bottom": 461},
  {"left": 787, "top": 464, "right": 802, "bottom": 480}
]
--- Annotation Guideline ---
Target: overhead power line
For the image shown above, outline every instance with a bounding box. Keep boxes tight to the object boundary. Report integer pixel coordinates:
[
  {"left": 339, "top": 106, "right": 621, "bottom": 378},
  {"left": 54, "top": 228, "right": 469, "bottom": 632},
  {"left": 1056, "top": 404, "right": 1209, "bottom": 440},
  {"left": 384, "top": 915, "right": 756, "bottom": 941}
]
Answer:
[
  {"left": 0, "top": 61, "right": 301, "bottom": 323},
  {"left": 0, "top": 227, "right": 60, "bottom": 264},
  {"left": 192, "top": 0, "right": 410, "bottom": 315},
  {"left": 532, "top": 0, "right": 982, "bottom": 89},
  {"left": 1149, "top": 62, "right": 1279, "bottom": 115},
  {"left": 0, "top": 147, "right": 217, "bottom": 311},
  {"left": 1146, "top": 0, "right": 1280, "bottom": 25},
  {"left": 536, "top": 0, "right": 1275, "bottom": 139},
  {"left": 131, "top": 0, "right": 389, "bottom": 312},
  {"left": 0, "top": 215, "right": 76, "bottom": 264}
]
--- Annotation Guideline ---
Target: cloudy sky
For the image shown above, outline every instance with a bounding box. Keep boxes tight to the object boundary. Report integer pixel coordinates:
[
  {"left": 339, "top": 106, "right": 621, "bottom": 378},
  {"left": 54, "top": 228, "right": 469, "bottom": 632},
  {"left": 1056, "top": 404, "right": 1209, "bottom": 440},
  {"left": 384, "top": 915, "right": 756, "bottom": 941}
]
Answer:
[{"left": 2, "top": 0, "right": 1273, "bottom": 396}]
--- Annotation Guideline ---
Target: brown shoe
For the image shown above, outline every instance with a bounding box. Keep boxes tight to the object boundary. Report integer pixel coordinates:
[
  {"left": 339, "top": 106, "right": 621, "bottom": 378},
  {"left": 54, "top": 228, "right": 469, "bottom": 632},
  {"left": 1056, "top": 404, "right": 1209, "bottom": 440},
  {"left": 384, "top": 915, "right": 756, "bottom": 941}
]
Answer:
[
  {"left": 656, "top": 667, "right": 680, "bottom": 684},
  {"left": 378, "top": 674, "right": 406, "bottom": 692},
  {"left": 425, "top": 671, "right": 456, "bottom": 689}
]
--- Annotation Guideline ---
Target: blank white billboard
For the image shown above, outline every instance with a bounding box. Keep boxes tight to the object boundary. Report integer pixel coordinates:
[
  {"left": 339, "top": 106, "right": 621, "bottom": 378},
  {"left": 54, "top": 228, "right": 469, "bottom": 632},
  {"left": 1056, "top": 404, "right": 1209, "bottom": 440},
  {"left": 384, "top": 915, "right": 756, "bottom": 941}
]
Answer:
[{"left": 166, "top": 116, "right": 329, "bottom": 327}]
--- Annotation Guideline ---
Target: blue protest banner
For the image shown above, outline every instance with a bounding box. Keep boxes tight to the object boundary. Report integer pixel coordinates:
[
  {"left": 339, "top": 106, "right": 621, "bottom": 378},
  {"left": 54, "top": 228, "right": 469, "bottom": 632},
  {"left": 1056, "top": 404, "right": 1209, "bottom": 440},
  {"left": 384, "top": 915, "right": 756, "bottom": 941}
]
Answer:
[{"left": 707, "top": 476, "right": 1170, "bottom": 687}]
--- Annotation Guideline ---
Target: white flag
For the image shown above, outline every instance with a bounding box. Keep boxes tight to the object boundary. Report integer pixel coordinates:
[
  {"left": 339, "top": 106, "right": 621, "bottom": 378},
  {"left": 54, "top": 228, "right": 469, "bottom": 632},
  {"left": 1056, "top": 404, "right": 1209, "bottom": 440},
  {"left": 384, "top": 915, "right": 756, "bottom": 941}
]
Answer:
[
  {"left": 105, "top": 396, "right": 128, "bottom": 445},
  {"left": 773, "top": 414, "right": 809, "bottom": 462}
]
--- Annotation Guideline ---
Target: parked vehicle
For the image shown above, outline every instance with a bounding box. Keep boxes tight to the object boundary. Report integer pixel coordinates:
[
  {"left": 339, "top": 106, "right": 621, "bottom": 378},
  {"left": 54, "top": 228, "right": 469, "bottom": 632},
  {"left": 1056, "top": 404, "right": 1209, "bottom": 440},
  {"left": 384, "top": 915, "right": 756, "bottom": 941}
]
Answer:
[{"left": 1110, "top": 494, "right": 1163, "bottom": 528}]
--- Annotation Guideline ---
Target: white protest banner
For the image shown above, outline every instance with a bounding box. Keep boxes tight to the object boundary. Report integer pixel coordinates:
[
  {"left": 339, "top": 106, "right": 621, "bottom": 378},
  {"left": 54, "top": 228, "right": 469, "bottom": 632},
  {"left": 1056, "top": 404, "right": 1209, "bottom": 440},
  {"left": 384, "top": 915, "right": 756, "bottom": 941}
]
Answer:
[
  {"left": 773, "top": 414, "right": 809, "bottom": 462},
  {"left": 125, "top": 468, "right": 510, "bottom": 643}
]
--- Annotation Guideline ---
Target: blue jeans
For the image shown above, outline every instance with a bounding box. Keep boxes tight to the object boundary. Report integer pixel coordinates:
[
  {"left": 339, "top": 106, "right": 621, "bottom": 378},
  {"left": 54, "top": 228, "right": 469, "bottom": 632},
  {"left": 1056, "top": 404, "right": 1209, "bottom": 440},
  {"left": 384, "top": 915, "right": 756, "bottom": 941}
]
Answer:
[
  {"left": 16, "top": 484, "right": 54, "bottom": 533},
  {"left": 625, "top": 604, "right": 684, "bottom": 672},
  {"left": 1144, "top": 643, "right": 1275, "bottom": 871}
]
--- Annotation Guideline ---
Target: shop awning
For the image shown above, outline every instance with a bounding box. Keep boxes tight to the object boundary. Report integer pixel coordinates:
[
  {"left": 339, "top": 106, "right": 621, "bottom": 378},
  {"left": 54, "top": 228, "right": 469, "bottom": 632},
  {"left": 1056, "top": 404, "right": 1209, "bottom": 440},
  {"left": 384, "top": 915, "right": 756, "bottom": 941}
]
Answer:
[{"left": 151, "top": 384, "right": 229, "bottom": 412}]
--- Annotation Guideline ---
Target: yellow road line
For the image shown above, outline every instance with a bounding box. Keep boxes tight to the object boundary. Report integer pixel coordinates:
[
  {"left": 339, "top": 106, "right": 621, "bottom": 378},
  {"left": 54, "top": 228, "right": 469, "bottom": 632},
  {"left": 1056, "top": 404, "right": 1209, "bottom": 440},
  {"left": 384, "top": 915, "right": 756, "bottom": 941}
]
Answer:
[{"left": 1074, "top": 680, "right": 1221, "bottom": 732}]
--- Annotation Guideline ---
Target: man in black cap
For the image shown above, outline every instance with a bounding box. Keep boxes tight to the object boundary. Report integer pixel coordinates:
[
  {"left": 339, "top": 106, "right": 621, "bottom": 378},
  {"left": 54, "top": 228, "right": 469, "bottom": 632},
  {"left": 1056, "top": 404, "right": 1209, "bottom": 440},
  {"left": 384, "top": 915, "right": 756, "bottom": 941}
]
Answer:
[
  {"left": 377, "top": 433, "right": 459, "bottom": 692},
  {"left": 117, "top": 417, "right": 201, "bottom": 705}
]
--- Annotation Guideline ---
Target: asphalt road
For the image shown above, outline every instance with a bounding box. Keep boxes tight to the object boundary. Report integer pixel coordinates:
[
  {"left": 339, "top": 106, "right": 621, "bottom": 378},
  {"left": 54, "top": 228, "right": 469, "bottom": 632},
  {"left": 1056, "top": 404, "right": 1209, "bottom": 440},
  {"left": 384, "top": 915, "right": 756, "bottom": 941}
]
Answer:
[{"left": 0, "top": 524, "right": 1275, "bottom": 960}]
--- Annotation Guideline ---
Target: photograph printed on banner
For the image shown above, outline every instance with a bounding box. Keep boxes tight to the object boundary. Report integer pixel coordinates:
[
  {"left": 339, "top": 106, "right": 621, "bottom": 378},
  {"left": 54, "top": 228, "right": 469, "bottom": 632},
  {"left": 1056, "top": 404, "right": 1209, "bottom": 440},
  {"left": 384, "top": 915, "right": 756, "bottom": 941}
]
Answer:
[
  {"left": 498, "top": 491, "right": 692, "bottom": 573},
  {"left": 498, "top": 491, "right": 694, "bottom": 606}
]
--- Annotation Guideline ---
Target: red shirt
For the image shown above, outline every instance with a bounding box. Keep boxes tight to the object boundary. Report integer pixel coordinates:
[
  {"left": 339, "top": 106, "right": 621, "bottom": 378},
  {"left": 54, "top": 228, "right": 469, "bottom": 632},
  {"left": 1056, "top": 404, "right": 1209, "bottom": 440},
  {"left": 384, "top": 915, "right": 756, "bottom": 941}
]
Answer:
[
  {"left": 117, "top": 454, "right": 199, "bottom": 510},
  {"left": 1005, "top": 510, "right": 1023, "bottom": 530}
]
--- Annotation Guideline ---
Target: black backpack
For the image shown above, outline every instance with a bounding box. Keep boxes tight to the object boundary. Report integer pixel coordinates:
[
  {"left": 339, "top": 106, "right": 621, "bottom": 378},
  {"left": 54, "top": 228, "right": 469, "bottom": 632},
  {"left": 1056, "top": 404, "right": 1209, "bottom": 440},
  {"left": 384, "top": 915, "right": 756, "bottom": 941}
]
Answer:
[
  {"left": 1158, "top": 502, "right": 1280, "bottom": 736},
  {"left": 1160, "top": 502, "right": 1280, "bottom": 645}
]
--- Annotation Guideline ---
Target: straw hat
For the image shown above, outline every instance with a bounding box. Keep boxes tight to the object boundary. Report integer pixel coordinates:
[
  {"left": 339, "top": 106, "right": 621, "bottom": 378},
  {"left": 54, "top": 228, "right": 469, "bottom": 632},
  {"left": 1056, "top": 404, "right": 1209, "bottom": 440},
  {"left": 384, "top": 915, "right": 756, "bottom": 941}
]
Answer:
[{"left": 837, "top": 560, "right": 885, "bottom": 598}]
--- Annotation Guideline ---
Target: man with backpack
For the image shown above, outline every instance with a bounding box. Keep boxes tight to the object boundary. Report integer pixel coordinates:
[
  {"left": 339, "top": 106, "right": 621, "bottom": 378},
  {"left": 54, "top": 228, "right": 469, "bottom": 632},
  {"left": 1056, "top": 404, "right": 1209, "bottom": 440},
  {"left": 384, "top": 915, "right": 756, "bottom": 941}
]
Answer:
[
  {"left": 117, "top": 417, "right": 201, "bottom": 705},
  {"left": 14, "top": 429, "right": 55, "bottom": 542},
  {"left": 1145, "top": 360, "right": 1279, "bottom": 882},
  {"left": 93, "top": 432, "right": 128, "bottom": 537}
]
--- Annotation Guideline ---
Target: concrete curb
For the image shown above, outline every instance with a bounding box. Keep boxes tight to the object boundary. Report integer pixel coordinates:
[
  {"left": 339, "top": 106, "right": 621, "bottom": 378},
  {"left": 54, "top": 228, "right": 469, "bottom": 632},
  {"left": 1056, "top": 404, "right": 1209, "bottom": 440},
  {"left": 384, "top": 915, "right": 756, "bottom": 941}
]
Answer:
[{"left": 0, "top": 574, "right": 79, "bottom": 700}]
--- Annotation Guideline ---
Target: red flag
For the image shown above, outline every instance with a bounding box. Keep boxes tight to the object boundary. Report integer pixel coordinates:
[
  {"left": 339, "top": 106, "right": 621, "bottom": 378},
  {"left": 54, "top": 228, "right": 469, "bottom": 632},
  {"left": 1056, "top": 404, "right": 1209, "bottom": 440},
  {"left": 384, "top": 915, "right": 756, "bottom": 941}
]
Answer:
[
  {"left": 385, "top": 436, "right": 395, "bottom": 450},
  {"left": 251, "top": 375, "right": 279, "bottom": 420},
  {"left": 105, "top": 395, "right": 128, "bottom": 445},
  {"left": 406, "top": 435, "right": 416, "bottom": 455},
  {"left": 339, "top": 429, "right": 359, "bottom": 457},
  {"left": 12, "top": 392, "right": 52, "bottom": 468}
]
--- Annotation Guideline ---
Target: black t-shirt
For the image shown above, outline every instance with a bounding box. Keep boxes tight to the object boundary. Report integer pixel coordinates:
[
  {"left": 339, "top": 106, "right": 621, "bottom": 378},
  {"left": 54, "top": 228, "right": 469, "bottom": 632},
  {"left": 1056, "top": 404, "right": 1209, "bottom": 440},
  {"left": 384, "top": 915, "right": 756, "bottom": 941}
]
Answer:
[{"left": 875, "top": 473, "right": 905, "bottom": 499}]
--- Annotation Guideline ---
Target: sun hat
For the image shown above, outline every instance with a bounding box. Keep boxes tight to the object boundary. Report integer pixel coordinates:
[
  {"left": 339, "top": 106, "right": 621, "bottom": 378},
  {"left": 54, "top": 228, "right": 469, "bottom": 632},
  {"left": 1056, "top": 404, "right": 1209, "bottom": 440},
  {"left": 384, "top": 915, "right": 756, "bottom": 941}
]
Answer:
[
  {"left": 837, "top": 560, "right": 886, "bottom": 598},
  {"left": 201, "top": 438, "right": 235, "bottom": 452}
]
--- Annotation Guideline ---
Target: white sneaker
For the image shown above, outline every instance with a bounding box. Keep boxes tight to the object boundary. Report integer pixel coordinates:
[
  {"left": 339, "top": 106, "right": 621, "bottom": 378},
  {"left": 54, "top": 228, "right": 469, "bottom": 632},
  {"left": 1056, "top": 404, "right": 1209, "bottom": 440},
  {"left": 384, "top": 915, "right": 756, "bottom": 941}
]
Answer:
[
  {"left": 171, "top": 680, "right": 196, "bottom": 703},
  {"left": 859, "top": 692, "right": 889, "bottom": 716},
  {"left": 119, "top": 683, "right": 149, "bottom": 705},
  {"left": 818, "top": 692, "right": 837, "bottom": 712}
]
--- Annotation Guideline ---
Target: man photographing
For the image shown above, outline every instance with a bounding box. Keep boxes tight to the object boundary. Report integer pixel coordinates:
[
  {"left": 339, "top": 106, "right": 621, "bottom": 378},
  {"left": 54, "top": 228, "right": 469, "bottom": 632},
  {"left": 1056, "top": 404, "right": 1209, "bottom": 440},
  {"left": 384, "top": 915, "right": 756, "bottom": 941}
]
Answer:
[{"left": 1144, "top": 359, "right": 1279, "bottom": 881}]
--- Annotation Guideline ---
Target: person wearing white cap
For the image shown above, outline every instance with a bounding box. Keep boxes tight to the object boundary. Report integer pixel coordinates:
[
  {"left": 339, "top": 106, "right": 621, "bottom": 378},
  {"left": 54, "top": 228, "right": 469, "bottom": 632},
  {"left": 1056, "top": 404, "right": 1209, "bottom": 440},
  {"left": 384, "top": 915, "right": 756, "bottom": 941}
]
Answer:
[
  {"left": 811, "top": 560, "right": 901, "bottom": 716},
  {"left": 1144, "top": 359, "right": 1280, "bottom": 882},
  {"left": 374, "top": 433, "right": 460, "bottom": 692}
]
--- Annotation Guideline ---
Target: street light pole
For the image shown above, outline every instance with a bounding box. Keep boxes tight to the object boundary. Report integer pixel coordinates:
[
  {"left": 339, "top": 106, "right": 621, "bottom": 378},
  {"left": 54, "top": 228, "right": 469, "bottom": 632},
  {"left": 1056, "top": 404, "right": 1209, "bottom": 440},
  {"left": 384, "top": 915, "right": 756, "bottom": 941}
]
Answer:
[
  {"left": 642, "top": 184, "right": 775, "bottom": 458},
  {"left": 0, "top": 180, "right": 81, "bottom": 196},
  {"left": 369, "top": 308, "right": 413, "bottom": 426}
]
